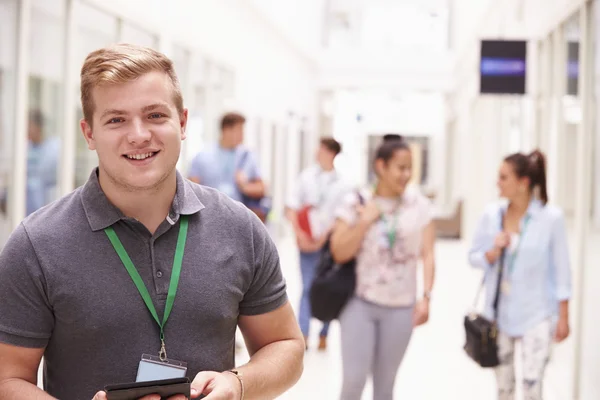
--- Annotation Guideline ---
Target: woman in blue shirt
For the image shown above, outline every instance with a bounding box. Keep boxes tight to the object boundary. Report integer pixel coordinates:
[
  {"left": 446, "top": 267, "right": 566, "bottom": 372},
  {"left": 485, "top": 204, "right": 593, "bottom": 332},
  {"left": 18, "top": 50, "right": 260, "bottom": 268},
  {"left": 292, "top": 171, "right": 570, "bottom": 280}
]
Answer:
[{"left": 469, "top": 150, "right": 571, "bottom": 400}]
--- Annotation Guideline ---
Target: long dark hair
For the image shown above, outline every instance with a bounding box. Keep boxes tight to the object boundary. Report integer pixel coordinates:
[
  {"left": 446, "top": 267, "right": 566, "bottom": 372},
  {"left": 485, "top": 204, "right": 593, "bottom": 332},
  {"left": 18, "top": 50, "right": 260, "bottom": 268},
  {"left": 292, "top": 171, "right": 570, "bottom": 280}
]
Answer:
[
  {"left": 504, "top": 149, "right": 548, "bottom": 204},
  {"left": 374, "top": 134, "right": 410, "bottom": 170}
]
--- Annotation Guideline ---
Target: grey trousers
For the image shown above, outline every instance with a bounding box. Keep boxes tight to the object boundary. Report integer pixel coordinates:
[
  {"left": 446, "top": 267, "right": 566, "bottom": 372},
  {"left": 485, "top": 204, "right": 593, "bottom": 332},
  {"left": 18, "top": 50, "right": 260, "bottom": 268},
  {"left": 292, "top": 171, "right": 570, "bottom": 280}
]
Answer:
[{"left": 339, "top": 297, "right": 414, "bottom": 400}]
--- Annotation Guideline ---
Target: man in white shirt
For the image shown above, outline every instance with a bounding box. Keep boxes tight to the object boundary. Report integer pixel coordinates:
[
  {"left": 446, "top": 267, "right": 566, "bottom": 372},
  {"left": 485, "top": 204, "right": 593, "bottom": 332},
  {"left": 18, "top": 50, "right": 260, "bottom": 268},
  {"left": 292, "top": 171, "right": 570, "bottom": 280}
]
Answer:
[{"left": 285, "top": 137, "right": 350, "bottom": 351}]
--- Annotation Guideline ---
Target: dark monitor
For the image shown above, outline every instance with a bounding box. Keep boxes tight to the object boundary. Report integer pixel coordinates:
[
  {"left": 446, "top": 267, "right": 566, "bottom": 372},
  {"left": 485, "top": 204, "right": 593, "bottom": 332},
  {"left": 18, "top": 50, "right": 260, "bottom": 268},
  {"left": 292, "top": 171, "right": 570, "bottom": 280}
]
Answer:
[
  {"left": 567, "top": 41, "right": 579, "bottom": 96},
  {"left": 479, "top": 40, "right": 527, "bottom": 95}
]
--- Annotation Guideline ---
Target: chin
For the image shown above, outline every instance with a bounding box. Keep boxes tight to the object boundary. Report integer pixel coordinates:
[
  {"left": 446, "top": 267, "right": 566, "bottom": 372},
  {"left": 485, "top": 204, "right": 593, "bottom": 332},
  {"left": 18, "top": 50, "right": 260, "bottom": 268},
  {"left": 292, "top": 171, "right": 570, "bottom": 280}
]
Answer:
[
  {"left": 136, "top": 170, "right": 172, "bottom": 189},
  {"left": 110, "top": 169, "right": 169, "bottom": 191}
]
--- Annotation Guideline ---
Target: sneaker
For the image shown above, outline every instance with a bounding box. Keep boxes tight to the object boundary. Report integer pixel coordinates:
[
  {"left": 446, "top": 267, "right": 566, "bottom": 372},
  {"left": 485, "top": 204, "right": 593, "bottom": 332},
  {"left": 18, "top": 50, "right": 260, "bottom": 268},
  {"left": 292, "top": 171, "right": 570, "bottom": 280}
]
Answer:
[{"left": 318, "top": 336, "right": 327, "bottom": 351}]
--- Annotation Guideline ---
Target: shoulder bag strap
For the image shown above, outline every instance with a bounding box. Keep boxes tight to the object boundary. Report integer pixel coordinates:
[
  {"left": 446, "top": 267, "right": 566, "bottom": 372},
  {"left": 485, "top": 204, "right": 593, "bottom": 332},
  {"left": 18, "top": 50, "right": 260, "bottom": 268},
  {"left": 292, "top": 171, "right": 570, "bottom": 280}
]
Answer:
[
  {"left": 237, "top": 150, "right": 249, "bottom": 171},
  {"left": 471, "top": 208, "right": 506, "bottom": 317},
  {"left": 492, "top": 208, "right": 506, "bottom": 320},
  {"left": 356, "top": 189, "right": 365, "bottom": 206}
]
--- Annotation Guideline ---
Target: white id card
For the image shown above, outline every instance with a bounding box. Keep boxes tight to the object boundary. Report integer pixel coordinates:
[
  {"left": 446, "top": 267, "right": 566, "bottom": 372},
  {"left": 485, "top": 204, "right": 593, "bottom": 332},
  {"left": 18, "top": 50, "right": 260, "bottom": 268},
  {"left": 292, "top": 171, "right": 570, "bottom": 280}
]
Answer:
[
  {"left": 136, "top": 354, "right": 187, "bottom": 382},
  {"left": 377, "top": 220, "right": 390, "bottom": 249}
]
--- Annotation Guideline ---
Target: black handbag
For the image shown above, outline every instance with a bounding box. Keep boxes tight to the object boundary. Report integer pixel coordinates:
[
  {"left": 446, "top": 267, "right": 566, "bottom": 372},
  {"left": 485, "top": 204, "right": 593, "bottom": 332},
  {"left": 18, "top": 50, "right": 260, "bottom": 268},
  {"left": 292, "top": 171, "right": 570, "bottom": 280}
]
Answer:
[
  {"left": 463, "top": 210, "right": 506, "bottom": 368},
  {"left": 309, "top": 192, "right": 364, "bottom": 322}
]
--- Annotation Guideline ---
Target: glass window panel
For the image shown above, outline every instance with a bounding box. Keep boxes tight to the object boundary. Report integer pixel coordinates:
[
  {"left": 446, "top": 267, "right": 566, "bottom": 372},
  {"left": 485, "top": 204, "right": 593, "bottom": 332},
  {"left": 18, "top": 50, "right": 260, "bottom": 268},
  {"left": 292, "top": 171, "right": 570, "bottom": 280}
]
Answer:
[
  {"left": 24, "top": 0, "right": 65, "bottom": 217},
  {"left": 0, "top": 0, "right": 18, "bottom": 249},
  {"left": 172, "top": 45, "right": 190, "bottom": 95},
  {"left": 561, "top": 12, "right": 581, "bottom": 217},
  {"left": 172, "top": 45, "right": 192, "bottom": 173},
  {"left": 185, "top": 53, "right": 207, "bottom": 165},
  {"left": 73, "top": 2, "right": 118, "bottom": 188}
]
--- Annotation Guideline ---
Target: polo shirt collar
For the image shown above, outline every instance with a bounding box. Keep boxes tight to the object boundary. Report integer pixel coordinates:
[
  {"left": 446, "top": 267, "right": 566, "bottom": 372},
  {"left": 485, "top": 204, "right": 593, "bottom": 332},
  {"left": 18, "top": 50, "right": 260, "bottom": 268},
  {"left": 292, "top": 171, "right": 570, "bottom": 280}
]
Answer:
[{"left": 81, "top": 168, "right": 205, "bottom": 232}]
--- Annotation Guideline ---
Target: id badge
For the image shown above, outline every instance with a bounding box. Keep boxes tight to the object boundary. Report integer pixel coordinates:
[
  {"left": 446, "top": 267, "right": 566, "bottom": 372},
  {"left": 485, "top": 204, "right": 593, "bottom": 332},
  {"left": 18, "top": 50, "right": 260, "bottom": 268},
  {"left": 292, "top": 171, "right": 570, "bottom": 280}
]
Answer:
[
  {"left": 377, "top": 220, "right": 390, "bottom": 249},
  {"left": 136, "top": 354, "right": 188, "bottom": 382}
]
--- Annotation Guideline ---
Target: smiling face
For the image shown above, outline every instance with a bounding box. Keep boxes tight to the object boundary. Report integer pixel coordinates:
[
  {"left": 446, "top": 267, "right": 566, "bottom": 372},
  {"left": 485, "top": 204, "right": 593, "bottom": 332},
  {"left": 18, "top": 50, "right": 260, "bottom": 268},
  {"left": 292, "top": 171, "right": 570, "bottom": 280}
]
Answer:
[
  {"left": 375, "top": 148, "right": 413, "bottom": 196},
  {"left": 80, "top": 71, "right": 187, "bottom": 192},
  {"left": 497, "top": 160, "right": 529, "bottom": 200}
]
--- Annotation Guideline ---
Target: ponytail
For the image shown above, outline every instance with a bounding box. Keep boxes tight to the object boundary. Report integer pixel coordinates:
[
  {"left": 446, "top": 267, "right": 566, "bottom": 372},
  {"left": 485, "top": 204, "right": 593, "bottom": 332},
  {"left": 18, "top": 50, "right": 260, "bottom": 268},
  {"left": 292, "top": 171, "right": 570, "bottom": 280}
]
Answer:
[
  {"left": 528, "top": 150, "right": 548, "bottom": 204},
  {"left": 503, "top": 149, "right": 549, "bottom": 205}
]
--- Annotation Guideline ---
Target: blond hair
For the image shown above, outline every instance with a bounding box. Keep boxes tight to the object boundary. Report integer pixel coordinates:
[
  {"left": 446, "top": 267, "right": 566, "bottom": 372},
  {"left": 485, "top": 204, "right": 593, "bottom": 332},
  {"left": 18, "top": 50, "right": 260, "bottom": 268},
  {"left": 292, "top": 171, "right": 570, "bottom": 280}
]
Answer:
[{"left": 80, "top": 43, "right": 183, "bottom": 123}]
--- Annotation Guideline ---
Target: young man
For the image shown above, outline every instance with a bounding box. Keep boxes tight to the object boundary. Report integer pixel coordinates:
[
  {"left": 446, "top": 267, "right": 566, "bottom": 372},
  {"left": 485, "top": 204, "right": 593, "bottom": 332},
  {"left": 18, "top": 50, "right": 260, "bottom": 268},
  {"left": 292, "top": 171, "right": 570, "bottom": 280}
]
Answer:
[
  {"left": 188, "top": 113, "right": 267, "bottom": 221},
  {"left": 0, "top": 44, "right": 304, "bottom": 400},
  {"left": 285, "top": 137, "right": 350, "bottom": 351}
]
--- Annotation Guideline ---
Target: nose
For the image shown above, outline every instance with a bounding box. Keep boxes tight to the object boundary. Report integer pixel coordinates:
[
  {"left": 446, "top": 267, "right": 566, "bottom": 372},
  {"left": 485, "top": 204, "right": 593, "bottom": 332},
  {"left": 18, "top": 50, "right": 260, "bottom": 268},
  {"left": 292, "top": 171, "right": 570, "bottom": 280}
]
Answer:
[{"left": 126, "top": 118, "right": 151, "bottom": 144}]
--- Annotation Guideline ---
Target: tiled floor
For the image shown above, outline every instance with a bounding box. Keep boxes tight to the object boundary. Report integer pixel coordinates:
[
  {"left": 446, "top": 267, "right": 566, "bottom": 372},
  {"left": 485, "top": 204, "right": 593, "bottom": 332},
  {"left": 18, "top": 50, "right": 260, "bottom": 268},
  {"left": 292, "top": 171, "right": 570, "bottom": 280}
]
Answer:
[{"left": 235, "top": 233, "right": 576, "bottom": 400}]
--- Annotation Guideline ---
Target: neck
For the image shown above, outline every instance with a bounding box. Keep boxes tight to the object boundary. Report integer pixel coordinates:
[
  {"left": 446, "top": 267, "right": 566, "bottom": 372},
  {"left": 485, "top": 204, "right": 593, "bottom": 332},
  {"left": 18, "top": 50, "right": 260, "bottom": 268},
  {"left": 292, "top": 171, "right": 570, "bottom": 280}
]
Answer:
[
  {"left": 98, "top": 169, "right": 177, "bottom": 234},
  {"left": 508, "top": 194, "right": 531, "bottom": 215},
  {"left": 375, "top": 182, "right": 402, "bottom": 198},
  {"left": 219, "top": 138, "right": 236, "bottom": 150},
  {"left": 320, "top": 162, "right": 334, "bottom": 172}
]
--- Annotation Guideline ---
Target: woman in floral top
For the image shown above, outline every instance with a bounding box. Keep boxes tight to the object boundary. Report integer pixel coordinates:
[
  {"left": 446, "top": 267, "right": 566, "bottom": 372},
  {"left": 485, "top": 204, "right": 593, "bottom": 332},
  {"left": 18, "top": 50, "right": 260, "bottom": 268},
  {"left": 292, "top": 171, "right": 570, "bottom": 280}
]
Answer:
[{"left": 330, "top": 135, "right": 436, "bottom": 400}]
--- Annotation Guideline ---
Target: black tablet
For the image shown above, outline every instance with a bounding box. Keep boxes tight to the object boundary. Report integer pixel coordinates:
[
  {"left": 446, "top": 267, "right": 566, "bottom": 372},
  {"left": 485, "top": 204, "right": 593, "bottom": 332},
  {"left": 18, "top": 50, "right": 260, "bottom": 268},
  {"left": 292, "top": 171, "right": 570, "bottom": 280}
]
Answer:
[{"left": 105, "top": 377, "right": 190, "bottom": 400}]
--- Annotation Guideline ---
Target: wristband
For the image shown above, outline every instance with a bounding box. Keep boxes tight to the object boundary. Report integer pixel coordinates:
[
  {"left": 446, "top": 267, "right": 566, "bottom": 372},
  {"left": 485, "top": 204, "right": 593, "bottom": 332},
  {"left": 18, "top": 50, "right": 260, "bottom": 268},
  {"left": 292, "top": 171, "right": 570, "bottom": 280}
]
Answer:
[{"left": 225, "top": 370, "right": 244, "bottom": 400}]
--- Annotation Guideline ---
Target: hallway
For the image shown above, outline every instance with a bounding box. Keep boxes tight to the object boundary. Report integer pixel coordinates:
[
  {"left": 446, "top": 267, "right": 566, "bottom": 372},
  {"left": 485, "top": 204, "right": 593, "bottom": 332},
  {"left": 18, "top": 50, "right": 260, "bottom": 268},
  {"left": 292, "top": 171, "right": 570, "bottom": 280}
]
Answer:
[{"left": 236, "top": 234, "right": 576, "bottom": 399}]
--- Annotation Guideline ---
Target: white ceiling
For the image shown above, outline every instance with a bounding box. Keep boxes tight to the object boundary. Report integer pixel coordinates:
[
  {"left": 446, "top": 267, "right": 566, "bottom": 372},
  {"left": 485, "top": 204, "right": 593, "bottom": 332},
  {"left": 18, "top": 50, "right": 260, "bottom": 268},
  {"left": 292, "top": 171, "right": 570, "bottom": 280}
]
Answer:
[
  {"left": 326, "top": 0, "right": 449, "bottom": 49},
  {"left": 247, "top": 0, "right": 453, "bottom": 92}
]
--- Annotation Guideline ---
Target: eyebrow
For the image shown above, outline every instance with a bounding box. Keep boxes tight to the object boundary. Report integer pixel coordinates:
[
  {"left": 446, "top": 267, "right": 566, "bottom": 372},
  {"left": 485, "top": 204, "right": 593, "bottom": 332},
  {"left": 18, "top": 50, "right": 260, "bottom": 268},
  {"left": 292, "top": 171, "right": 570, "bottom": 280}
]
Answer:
[
  {"left": 100, "top": 103, "right": 170, "bottom": 120},
  {"left": 141, "top": 103, "right": 169, "bottom": 113},
  {"left": 100, "top": 109, "right": 127, "bottom": 120}
]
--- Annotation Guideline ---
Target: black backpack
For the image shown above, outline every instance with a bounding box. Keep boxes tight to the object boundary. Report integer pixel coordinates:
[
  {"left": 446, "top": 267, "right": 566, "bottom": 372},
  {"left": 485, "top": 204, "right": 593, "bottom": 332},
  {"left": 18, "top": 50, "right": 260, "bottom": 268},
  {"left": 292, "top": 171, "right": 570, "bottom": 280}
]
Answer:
[{"left": 309, "top": 192, "right": 364, "bottom": 322}]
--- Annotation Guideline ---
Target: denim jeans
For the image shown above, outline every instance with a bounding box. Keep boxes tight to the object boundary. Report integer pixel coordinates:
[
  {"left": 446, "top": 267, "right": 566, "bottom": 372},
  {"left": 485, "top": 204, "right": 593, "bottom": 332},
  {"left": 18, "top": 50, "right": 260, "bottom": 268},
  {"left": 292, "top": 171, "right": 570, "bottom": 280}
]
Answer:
[{"left": 298, "top": 251, "right": 329, "bottom": 337}]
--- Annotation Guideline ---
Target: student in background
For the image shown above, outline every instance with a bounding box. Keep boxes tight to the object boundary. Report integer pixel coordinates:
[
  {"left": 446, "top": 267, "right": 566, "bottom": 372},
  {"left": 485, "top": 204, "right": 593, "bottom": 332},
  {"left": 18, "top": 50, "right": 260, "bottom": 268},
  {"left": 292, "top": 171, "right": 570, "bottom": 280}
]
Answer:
[
  {"left": 285, "top": 137, "right": 350, "bottom": 351},
  {"left": 26, "top": 109, "right": 59, "bottom": 216},
  {"left": 330, "top": 135, "right": 435, "bottom": 400},
  {"left": 468, "top": 150, "right": 571, "bottom": 400},
  {"left": 188, "top": 112, "right": 267, "bottom": 220}
]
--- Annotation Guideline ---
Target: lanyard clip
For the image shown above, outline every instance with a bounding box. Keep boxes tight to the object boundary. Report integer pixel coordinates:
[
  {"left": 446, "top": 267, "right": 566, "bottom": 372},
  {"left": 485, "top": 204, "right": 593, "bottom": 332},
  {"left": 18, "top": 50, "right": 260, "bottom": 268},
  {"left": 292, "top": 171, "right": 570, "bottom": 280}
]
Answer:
[{"left": 159, "top": 339, "right": 167, "bottom": 361}]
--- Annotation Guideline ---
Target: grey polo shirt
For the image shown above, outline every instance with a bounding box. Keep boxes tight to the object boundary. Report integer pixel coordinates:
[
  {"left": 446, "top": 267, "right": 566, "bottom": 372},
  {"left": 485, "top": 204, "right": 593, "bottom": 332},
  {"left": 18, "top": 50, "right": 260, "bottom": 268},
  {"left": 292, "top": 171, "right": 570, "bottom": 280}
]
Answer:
[{"left": 0, "top": 168, "right": 287, "bottom": 400}]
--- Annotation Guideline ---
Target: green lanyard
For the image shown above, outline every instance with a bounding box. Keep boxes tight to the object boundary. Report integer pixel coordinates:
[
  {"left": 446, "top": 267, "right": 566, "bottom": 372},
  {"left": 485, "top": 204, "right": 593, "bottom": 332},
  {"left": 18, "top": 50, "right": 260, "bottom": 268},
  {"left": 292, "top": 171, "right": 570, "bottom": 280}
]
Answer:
[
  {"left": 372, "top": 184, "right": 402, "bottom": 250},
  {"left": 379, "top": 205, "right": 402, "bottom": 250},
  {"left": 104, "top": 215, "right": 189, "bottom": 361},
  {"left": 506, "top": 214, "right": 531, "bottom": 276}
]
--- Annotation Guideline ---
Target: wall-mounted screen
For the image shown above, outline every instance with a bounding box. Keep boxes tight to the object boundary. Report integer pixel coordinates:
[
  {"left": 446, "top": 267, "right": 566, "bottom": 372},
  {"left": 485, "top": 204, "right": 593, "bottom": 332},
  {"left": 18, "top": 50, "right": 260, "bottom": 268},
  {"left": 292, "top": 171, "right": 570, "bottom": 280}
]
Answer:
[
  {"left": 567, "top": 41, "right": 579, "bottom": 96},
  {"left": 480, "top": 40, "right": 527, "bottom": 95}
]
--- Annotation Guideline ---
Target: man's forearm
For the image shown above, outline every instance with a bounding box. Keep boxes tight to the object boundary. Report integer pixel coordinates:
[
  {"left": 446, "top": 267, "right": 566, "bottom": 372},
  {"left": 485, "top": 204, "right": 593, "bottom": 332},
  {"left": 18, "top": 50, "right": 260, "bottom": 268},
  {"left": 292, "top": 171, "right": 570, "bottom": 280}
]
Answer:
[
  {"left": 236, "top": 338, "right": 304, "bottom": 400},
  {"left": 0, "top": 378, "right": 55, "bottom": 400}
]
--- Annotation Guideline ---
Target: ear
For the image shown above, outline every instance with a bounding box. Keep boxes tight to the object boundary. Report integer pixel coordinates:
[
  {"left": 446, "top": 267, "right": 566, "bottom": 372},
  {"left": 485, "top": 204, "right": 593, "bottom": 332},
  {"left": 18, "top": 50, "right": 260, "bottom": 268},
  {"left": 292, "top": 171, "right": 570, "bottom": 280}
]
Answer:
[
  {"left": 519, "top": 175, "right": 531, "bottom": 190},
  {"left": 180, "top": 108, "right": 188, "bottom": 141},
  {"left": 80, "top": 118, "right": 96, "bottom": 151}
]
